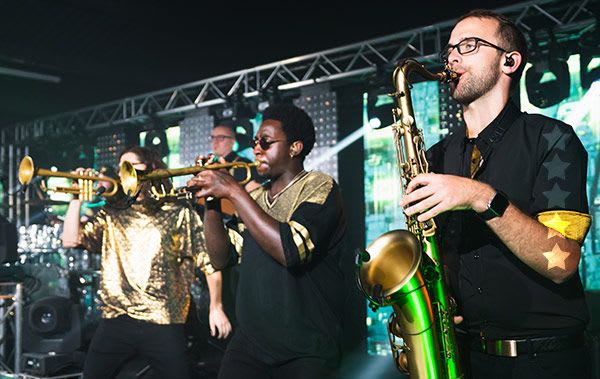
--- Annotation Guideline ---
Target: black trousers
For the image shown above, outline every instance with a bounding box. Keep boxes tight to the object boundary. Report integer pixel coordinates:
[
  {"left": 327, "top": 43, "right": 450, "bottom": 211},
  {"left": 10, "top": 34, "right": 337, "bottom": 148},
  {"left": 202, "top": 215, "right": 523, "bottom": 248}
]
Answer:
[
  {"left": 467, "top": 345, "right": 591, "bottom": 379},
  {"left": 218, "top": 331, "right": 333, "bottom": 379},
  {"left": 83, "top": 315, "right": 190, "bottom": 379}
]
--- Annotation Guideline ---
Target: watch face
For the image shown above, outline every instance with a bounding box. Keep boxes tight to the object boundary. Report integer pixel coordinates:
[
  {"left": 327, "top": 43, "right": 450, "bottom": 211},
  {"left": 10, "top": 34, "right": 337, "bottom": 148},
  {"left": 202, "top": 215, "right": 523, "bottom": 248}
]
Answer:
[{"left": 490, "top": 191, "right": 509, "bottom": 217}]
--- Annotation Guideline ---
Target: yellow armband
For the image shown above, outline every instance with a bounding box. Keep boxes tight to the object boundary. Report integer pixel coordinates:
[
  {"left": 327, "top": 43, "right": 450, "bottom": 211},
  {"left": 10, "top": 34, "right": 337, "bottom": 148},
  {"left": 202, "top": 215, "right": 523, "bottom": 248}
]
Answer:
[{"left": 536, "top": 210, "right": 592, "bottom": 245}]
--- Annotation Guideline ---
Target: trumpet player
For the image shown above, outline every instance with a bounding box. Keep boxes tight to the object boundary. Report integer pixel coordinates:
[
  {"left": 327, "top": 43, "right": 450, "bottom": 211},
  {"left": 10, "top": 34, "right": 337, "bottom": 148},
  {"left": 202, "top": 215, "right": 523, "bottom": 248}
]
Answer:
[
  {"left": 61, "top": 146, "right": 229, "bottom": 379},
  {"left": 188, "top": 104, "right": 347, "bottom": 379},
  {"left": 401, "top": 10, "right": 591, "bottom": 379}
]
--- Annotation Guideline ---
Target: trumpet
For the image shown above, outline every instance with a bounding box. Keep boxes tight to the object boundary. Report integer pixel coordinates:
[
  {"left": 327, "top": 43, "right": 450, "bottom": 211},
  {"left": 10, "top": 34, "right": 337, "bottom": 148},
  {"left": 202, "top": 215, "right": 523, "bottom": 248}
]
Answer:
[
  {"left": 120, "top": 160, "right": 259, "bottom": 199},
  {"left": 18, "top": 155, "right": 121, "bottom": 202}
]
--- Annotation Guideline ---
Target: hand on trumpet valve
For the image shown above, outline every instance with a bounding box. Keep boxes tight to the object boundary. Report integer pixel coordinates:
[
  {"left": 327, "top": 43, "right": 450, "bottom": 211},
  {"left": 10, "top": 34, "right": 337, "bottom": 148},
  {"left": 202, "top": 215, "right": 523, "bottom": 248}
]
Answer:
[
  {"left": 71, "top": 167, "right": 114, "bottom": 201},
  {"left": 188, "top": 169, "right": 239, "bottom": 201},
  {"left": 194, "top": 153, "right": 219, "bottom": 167}
]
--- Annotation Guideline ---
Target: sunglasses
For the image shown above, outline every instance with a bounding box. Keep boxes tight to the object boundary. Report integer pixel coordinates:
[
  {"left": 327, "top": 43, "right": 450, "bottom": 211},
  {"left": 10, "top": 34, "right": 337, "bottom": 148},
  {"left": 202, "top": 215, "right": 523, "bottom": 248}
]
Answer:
[{"left": 253, "top": 137, "right": 285, "bottom": 150}]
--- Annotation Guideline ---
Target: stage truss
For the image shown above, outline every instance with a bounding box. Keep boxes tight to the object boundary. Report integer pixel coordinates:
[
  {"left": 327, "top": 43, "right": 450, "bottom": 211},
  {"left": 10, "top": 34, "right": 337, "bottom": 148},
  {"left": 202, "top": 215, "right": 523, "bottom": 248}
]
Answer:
[{"left": 0, "top": 0, "right": 596, "bottom": 142}]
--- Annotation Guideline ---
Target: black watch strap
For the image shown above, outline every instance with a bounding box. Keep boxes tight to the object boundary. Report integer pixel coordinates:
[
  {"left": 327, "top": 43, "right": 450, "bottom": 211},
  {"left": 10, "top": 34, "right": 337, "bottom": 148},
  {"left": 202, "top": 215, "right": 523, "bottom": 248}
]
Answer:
[{"left": 477, "top": 191, "right": 509, "bottom": 221}]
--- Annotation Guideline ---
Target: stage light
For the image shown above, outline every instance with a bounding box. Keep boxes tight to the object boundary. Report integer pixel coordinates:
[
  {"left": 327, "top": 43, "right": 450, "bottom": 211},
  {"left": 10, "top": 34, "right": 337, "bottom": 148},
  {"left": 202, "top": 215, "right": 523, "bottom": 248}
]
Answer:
[
  {"left": 233, "top": 119, "right": 255, "bottom": 152},
  {"left": 257, "top": 100, "right": 270, "bottom": 112},
  {"left": 179, "top": 108, "right": 214, "bottom": 165},
  {"left": 525, "top": 59, "right": 570, "bottom": 108},
  {"left": 257, "top": 86, "right": 285, "bottom": 112},
  {"left": 22, "top": 296, "right": 82, "bottom": 354},
  {"left": 214, "top": 95, "right": 257, "bottom": 125},
  {"left": 367, "top": 92, "right": 394, "bottom": 129},
  {"left": 143, "top": 129, "right": 169, "bottom": 159},
  {"left": 368, "top": 117, "right": 382, "bottom": 129},
  {"left": 295, "top": 85, "right": 339, "bottom": 181},
  {"left": 366, "top": 70, "right": 395, "bottom": 129},
  {"left": 525, "top": 31, "right": 570, "bottom": 108}
]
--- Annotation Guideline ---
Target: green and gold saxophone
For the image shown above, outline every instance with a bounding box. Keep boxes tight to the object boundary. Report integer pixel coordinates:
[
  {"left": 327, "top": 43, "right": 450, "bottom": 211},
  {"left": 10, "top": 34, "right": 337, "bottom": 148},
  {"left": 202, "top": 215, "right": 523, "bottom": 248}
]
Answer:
[{"left": 357, "top": 59, "right": 463, "bottom": 379}]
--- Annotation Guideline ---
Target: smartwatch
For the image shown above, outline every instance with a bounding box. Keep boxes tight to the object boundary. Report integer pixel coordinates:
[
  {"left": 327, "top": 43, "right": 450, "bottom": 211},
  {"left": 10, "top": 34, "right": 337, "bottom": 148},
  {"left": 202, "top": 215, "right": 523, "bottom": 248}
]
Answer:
[{"left": 477, "top": 191, "right": 509, "bottom": 221}]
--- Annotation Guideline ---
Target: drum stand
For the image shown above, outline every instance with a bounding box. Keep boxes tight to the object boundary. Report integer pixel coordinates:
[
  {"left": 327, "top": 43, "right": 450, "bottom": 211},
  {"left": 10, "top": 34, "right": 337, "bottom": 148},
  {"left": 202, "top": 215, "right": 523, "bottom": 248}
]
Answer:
[{"left": 0, "top": 282, "right": 23, "bottom": 375}]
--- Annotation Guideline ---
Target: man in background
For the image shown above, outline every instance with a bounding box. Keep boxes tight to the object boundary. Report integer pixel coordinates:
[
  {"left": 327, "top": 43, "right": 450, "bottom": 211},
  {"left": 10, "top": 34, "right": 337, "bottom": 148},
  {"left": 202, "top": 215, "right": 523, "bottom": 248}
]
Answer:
[{"left": 210, "top": 122, "right": 261, "bottom": 191}]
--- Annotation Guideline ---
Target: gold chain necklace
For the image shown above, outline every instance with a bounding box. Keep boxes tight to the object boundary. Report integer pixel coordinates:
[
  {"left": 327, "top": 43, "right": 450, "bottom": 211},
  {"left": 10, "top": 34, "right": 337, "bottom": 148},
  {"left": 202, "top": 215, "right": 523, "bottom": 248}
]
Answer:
[{"left": 265, "top": 170, "right": 308, "bottom": 206}]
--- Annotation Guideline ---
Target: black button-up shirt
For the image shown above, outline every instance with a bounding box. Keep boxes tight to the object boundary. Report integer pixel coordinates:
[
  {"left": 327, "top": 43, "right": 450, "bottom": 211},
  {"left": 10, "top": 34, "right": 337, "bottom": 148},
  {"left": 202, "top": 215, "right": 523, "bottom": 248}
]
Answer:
[{"left": 428, "top": 101, "right": 589, "bottom": 339}]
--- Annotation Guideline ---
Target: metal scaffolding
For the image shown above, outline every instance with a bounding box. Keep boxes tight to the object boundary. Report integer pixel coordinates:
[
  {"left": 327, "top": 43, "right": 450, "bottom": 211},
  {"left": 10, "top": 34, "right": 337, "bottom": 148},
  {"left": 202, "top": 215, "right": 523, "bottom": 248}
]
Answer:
[{"left": 1, "top": 0, "right": 597, "bottom": 142}]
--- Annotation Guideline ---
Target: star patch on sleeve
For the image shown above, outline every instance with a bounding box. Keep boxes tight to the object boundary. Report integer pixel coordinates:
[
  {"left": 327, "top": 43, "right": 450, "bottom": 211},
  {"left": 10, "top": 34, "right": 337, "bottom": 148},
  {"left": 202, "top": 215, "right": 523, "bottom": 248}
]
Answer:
[
  {"left": 543, "top": 153, "right": 570, "bottom": 180},
  {"left": 542, "top": 126, "right": 570, "bottom": 151},
  {"left": 543, "top": 244, "right": 570, "bottom": 270},
  {"left": 542, "top": 183, "right": 571, "bottom": 208}
]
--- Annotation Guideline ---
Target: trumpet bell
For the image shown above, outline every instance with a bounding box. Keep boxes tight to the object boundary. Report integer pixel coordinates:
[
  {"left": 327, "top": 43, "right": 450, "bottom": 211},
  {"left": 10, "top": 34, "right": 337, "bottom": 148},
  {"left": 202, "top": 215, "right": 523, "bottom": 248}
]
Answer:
[
  {"left": 19, "top": 155, "right": 35, "bottom": 185},
  {"left": 17, "top": 155, "right": 120, "bottom": 199},
  {"left": 359, "top": 230, "right": 422, "bottom": 305},
  {"left": 119, "top": 161, "right": 138, "bottom": 196}
]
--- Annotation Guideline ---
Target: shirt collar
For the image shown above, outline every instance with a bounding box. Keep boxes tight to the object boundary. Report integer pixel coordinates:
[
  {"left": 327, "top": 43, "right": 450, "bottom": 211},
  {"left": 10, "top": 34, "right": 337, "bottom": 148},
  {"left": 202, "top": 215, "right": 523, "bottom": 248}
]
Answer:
[{"left": 440, "top": 100, "right": 521, "bottom": 155}]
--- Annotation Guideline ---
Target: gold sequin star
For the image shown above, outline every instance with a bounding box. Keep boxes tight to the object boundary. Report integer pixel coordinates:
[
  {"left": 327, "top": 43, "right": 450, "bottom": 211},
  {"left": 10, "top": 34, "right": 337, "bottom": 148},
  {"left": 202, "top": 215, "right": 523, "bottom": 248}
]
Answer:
[
  {"left": 545, "top": 212, "right": 570, "bottom": 236},
  {"left": 543, "top": 244, "right": 570, "bottom": 270}
]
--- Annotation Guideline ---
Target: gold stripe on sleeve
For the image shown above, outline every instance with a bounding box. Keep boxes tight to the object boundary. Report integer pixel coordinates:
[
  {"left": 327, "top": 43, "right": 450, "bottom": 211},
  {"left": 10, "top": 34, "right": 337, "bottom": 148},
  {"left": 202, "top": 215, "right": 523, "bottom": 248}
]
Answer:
[
  {"left": 228, "top": 228, "right": 244, "bottom": 256},
  {"left": 289, "top": 220, "right": 315, "bottom": 263},
  {"left": 197, "top": 252, "right": 216, "bottom": 275},
  {"left": 536, "top": 210, "right": 592, "bottom": 245}
]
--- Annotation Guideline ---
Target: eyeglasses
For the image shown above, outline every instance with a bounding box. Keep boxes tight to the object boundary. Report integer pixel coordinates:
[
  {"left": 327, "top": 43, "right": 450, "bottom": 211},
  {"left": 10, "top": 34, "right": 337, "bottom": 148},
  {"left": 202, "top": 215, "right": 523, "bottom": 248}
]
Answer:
[
  {"left": 210, "top": 135, "right": 234, "bottom": 142},
  {"left": 253, "top": 137, "right": 285, "bottom": 150},
  {"left": 439, "top": 37, "right": 508, "bottom": 63}
]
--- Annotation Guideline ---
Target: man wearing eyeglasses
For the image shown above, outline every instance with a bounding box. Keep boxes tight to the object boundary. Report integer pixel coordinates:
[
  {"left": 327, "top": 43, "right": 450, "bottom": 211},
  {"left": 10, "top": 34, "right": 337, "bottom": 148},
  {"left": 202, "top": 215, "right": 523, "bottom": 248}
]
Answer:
[
  {"left": 401, "top": 9, "right": 591, "bottom": 379},
  {"left": 210, "top": 123, "right": 261, "bottom": 191},
  {"left": 189, "top": 104, "right": 347, "bottom": 379}
]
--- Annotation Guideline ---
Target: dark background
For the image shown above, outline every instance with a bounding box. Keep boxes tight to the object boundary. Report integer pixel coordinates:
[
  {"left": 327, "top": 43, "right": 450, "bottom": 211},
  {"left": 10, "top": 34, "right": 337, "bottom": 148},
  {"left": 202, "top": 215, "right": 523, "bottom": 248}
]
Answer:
[{"left": 0, "top": 0, "right": 523, "bottom": 126}]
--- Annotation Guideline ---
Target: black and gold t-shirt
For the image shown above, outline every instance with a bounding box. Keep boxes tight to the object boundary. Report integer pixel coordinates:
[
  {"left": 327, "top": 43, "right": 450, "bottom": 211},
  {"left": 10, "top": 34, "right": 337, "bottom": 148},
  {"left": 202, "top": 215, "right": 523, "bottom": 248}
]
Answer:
[
  {"left": 226, "top": 171, "right": 347, "bottom": 365},
  {"left": 428, "top": 101, "right": 590, "bottom": 339}
]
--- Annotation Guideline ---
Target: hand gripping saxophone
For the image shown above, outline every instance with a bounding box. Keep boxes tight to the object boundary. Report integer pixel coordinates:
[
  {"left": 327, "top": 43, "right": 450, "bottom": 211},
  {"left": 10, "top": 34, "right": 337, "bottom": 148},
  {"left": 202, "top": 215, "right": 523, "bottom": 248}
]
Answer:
[{"left": 357, "top": 59, "right": 462, "bottom": 379}]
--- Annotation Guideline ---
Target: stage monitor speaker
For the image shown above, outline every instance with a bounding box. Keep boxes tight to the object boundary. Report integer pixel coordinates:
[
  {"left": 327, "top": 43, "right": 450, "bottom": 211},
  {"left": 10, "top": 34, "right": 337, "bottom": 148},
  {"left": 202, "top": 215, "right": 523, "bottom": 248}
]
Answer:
[
  {"left": 0, "top": 216, "right": 17, "bottom": 264},
  {"left": 21, "top": 352, "right": 76, "bottom": 376}
]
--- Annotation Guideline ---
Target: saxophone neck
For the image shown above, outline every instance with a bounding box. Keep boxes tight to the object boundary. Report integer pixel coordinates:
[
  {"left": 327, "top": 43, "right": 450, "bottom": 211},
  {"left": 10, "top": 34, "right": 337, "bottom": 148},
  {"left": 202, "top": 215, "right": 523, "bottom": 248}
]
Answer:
[{"left": 394, "top": 59, "right": 458, "bottom": 91}]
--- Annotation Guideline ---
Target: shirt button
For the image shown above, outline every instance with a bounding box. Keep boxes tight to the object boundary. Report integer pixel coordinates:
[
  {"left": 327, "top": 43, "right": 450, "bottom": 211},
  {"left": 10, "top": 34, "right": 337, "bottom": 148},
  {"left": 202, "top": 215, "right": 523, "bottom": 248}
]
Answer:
[
  {"left": 477, "top": 287, "right": 483, "bottom": 294},
  {"left": 474, "top": 252, "right": 480, "bottom": 259}
]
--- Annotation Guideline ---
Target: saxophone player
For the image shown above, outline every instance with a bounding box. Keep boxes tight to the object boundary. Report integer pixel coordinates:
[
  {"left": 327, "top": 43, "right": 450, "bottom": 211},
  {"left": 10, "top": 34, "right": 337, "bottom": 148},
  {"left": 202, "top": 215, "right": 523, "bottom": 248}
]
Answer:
[{"left": 402, "top": 10, "right": 591, "bottom": 379}]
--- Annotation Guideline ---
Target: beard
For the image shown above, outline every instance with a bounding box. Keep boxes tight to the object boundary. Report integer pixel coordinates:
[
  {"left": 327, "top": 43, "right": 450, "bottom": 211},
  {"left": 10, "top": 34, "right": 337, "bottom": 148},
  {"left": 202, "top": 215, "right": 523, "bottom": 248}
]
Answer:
[{"left": 451, "top": 58, "right": 501, "bottom": 105}]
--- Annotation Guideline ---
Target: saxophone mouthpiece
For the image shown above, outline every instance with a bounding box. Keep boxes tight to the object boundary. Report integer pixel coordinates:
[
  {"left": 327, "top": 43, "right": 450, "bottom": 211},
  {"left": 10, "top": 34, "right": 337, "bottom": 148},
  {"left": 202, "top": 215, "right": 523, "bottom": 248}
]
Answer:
[{"left": 444, "top": 65, "right": 460, "bottom": 83}]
